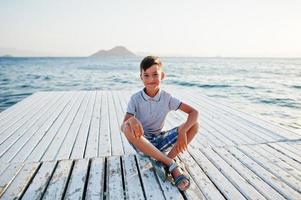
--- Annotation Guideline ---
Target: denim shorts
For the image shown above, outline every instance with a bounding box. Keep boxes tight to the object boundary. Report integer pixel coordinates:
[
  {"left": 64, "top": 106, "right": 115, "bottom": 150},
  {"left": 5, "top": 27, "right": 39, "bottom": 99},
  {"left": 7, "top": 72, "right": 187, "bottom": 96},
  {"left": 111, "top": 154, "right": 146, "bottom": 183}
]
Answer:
[{"left": 132, "top": 127, "right": 179, "bottom": 154}]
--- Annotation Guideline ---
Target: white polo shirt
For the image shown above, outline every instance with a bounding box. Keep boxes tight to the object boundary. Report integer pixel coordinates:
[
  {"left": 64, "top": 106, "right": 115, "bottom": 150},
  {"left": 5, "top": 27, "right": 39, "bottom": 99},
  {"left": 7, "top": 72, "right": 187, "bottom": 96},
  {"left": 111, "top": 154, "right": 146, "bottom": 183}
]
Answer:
[{"left": 126, "top": 88, "right": 181, "bottom": 136}]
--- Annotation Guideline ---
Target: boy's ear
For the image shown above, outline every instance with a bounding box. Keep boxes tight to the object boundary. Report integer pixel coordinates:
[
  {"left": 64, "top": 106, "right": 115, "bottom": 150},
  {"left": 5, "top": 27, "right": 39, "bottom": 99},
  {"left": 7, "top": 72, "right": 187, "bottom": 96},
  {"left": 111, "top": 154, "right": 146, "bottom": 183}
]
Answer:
[
  {"left": 140, "top": 73, "right": 142, "bottom": 80},
  {"left": 161, "top": 71, "right": 165, "bottom": 80}
]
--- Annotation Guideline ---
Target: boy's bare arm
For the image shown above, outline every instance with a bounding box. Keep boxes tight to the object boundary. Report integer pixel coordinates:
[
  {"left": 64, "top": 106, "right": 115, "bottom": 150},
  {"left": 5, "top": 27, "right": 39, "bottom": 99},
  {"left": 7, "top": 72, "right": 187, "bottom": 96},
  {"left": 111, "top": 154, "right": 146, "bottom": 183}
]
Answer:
[
  {"left": 178, "top": 102, "right": 199, "bottom": 132},
  {"left": 121, "top": 113, "right": 144, "bottom": 138},
  {"left": 175, "top": 102, "right": 199, "bottom": 153},
  {"left": 121, "top": 113, "right": 134, "bottom": 132}
]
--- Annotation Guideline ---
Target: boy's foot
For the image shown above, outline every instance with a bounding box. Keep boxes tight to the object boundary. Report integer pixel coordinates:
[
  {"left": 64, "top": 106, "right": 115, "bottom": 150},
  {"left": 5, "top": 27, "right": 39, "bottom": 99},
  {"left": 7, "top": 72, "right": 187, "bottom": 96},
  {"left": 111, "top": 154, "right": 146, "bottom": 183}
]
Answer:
[{"left": 167, "top": 161, "right": 190, "bottom": 191}]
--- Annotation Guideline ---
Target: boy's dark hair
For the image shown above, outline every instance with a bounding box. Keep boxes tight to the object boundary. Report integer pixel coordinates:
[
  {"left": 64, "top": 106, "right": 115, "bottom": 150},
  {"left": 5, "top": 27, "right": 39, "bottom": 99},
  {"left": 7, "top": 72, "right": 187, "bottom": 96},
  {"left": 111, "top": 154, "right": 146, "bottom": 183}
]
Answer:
[{"left": 140, "top": 56, "right": 162, "bottom": 73}]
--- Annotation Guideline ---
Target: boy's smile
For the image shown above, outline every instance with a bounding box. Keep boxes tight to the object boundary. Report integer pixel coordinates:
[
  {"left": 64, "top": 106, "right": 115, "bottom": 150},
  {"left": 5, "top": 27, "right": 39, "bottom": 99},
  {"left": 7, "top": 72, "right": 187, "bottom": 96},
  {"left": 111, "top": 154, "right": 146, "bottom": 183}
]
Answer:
[{"left": 140, "top": 64, "right": 165, "bottom": 97}]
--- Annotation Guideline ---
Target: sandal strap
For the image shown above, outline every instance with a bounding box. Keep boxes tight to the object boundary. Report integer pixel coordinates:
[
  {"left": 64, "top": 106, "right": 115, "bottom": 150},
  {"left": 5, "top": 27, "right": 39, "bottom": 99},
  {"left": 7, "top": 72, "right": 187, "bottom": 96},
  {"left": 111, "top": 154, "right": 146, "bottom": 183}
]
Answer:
[
  {"left": 168, "top": 162, "right": 178, "bottom": 173},
  {"left": 175, "top": 175, "right": 191, "bottom": 191}
]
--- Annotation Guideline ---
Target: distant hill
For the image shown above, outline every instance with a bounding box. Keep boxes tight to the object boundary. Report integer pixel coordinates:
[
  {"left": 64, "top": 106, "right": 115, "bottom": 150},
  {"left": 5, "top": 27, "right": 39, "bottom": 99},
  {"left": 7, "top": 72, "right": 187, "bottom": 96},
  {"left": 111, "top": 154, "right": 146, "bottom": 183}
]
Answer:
[{"left": 90, "top": 46, "right": 136, "bottom": 57}]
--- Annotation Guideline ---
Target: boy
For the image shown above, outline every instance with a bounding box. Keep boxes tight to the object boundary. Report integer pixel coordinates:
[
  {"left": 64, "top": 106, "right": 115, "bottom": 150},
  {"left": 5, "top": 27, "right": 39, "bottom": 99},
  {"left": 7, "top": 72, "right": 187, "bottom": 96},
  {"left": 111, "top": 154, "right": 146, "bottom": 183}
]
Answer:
[{"left": 121, "top": 56, "right": 199, "bottom": 191}]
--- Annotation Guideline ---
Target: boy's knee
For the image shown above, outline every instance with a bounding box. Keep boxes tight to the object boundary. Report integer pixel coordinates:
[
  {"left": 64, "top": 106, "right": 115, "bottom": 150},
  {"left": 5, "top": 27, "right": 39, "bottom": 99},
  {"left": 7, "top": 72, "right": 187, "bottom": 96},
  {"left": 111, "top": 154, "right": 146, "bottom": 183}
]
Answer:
[
  {"left": 123, "top": 126, "right": 139, "bottom": 143},
  {"left": 123, "top": 126, "right": 134, "bottom": 139}
]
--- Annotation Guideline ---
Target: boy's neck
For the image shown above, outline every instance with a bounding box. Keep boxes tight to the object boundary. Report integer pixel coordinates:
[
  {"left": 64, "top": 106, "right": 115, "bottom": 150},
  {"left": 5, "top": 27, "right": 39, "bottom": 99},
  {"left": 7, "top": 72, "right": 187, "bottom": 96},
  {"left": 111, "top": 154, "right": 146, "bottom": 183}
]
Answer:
[{"left": 144, "top": 88, "right": 160, "bottom": 97}]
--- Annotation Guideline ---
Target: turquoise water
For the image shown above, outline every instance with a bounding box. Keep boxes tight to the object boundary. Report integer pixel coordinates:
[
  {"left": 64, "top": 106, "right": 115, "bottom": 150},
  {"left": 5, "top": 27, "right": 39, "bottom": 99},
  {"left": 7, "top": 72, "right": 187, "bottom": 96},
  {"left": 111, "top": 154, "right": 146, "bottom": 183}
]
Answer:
[{"left": 0, "top": 57, "right": 300, "bottom": 134}]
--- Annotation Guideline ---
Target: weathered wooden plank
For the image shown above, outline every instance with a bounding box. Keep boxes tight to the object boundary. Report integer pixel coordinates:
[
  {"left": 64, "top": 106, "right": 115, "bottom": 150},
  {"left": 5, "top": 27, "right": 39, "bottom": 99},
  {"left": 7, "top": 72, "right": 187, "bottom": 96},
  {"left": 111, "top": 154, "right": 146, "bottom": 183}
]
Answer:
[
  {"left": 123, "top": 155, "right": 145, "bottom": 199},
  {"left": 0, "top": 162, "right": 23, "bottom": 196},
  {"left": 86, "top": 157, "right": 105, "bottom": 200},
  {"left": 283, "top": 141, "right": 301, "bottom": 155},
  {"left": 71, "top": 91, "right": 96, "bottom": 159},
  {"left": 268, "top": 142, "right": 301, "bottom": 159},
  {"left": 135, "top": 154, "right": 165, "bottom": 200},
  {"left": 171, "top": 90, "right": 265, "bottom": 145},
  {"left": 190, "top": 89, "right": 300, "bottom": 140},
  {"left": 193, "top": 105, "right": 258, "bottom": 145},
  {"left": 107, "top": 156, "right": 124, "bottom": 200},
  {"left": 21, "top": 161, "right": 57, "bottom": 200},
  {"left": 183, "top": 176, "right": 207, "bottom": 200},
  {"left": 200, "top": 109, "right": 265, "bottom": 144},
  {"left": 0, "top": 92, "right": 55, "bottom": 146},
  {"left": 85, "top": 91, "right": 102, "bottom": 158},
  {"left": 98, "top": 91, "right": 111, "bottom": 156},
  {"left": 0, "top": 92, "right": 40, "bottom": 122},
  {"left": 165, "top": 107, "right": 226, "bottom": 148},
  {"left": 238, "top": 145, "right": 301, "bottom": 192},
  {"left": 252, "top": 144, "right": 301, "bottom": 180},
  {"left": 26, "top": 92, "right": 81, "bottom": 162},
  {"left": 173, "top": 88, "right": 300, "bottom": 173},
  {"left": 200, "top": 145, "right": 266, "bottom": 199},
  {"left": 171, "top": 106, "right": 224, "bottom": 147},
  {"left": 179, "top": 151, "right": 225, "bottom": 200},
  {"left": 213, "top": 147, "right": 286, "bottom": 200},
  {"left": 0, "top": 163, "right": 10, "bottom": 177},
  {"left": 0, "top": 162, "right": 40, "bottom": 200},
  {"left": 0, "top": 92, "right": 43, "bottom": 134},
  {"left": 42, "top": 159, "right": 73, "bottom": 200},
  {"left": 55, "top": 91, "right": 91, "bottom": 160},
  {"left": 168, "top": 106, "right": 235, "bottom": 147},
  {"left": 107, "top": 91, "right": 124, "bottom": 155},
  {"left": 113, "top": 91, "right": 135, "bottom": 155},
  {"left": 64, "top": 159, "right": 89, "bottom": 200},
  {"left": 0, "top": 93, "right": 64, "bottom": 162},
  {"left": 188, "top": 142, "right": 247, "bottom": 199},
  {"left": 182, "top": 88, "right": 279, "bottom": 142},
  {"left": 260, "top": 143, "right": 301, "bottom": 171},
  {"left": 186, "top": 91, "right": 301, "bottom": 153},
  {"left": 199, "top": 100, "right": 301, "bottom": 155},
  {"left": 41, "top": 92, "right": 86, "bottom": 162},
  {"left": 227, "top": 146, "right": 301, "bottom": 199},
  {"left": 153, "top": 162, "right": 185, "bottom": 200},
  {"left": 178, "top": 89, "right": 278, "bottom": 143},
  {"left": 268, "top": 143, "right": 301, "bottom": 164},
  {"left": 10, "top": 92, "right": 75, "bottom": 163}
]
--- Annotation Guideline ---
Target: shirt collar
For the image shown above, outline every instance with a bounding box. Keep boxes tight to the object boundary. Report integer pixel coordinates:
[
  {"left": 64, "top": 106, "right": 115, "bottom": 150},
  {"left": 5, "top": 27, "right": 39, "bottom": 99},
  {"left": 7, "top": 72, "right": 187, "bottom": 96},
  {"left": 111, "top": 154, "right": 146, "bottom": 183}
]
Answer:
[{"left": 141, "top": 88, "right": 161, "bottom": 102}]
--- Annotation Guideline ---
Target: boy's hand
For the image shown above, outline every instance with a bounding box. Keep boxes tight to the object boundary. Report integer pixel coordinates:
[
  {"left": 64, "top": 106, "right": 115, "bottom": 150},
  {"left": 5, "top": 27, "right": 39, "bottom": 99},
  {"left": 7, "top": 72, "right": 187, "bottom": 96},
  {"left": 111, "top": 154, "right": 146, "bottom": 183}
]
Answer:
[
  {"left": 176, "top": 128, "right": 187, "bottom": 153},
  {"left": 127, "top": 117, "right": 144, "bottom": 139}
]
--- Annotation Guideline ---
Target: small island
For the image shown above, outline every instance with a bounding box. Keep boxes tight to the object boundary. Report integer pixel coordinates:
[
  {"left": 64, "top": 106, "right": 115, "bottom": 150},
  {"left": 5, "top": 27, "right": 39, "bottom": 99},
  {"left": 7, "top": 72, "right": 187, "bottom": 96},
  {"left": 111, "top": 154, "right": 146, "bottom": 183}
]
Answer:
[
  {"left": 1, "top": 55, "right": 13, "bottom": 58},
  {"left": 90, "top": 46, "right": 136, "bottom": 57}
]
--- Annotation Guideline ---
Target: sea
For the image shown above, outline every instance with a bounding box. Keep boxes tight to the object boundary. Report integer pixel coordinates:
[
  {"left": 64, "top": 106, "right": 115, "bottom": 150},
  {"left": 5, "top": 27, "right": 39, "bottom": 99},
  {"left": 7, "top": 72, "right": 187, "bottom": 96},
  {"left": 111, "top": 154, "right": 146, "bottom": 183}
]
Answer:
[{"left": 0, "top": 57, "right": 300, "bottom": 134}]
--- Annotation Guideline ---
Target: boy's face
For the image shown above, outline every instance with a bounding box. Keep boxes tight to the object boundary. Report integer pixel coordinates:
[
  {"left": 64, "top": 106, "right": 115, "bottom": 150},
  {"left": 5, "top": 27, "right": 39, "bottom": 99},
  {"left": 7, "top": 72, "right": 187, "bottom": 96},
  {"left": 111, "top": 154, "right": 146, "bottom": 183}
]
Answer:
[{"left": 140, "top": 64, "right": 165, "bottom": 92}]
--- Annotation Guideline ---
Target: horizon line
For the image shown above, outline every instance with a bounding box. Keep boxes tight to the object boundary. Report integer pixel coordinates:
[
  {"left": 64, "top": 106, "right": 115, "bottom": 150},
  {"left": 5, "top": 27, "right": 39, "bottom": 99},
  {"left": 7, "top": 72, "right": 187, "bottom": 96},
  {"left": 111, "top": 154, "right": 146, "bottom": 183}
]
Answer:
[{"left": 1, "top": 55, "right": 301, "bottom": 59}]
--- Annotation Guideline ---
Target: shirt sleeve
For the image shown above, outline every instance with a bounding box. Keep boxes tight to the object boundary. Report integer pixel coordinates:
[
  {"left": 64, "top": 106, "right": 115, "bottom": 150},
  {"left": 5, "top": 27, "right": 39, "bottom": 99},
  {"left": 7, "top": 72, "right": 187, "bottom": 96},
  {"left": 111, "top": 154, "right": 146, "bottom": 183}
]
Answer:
[
  {"left": 168, "top": 95, "right": 181, "bottom": 111},
  {"left": 126, "top": 96, "right": 136, "bottom": 115}
]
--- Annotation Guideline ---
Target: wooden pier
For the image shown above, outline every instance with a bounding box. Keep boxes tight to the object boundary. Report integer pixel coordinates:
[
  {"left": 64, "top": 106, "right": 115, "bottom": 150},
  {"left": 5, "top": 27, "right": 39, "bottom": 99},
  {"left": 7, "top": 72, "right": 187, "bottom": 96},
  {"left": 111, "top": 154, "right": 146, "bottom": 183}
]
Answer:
[{"left": 0, "top": 88, "right": 300, "bottom": 199}]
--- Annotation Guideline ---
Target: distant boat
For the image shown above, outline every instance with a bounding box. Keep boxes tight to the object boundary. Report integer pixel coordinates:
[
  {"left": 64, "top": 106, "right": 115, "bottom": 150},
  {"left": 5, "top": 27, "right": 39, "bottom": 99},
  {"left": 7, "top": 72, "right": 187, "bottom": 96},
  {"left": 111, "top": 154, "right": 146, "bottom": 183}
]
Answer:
[{"left": 90, "top": 46, "right": 136, "bottom": 57}]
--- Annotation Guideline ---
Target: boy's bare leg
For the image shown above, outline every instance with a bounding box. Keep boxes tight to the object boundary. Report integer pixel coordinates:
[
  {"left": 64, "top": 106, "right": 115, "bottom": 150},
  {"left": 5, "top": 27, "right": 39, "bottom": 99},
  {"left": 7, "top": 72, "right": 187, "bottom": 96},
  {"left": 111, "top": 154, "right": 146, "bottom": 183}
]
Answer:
[
  {"left": 162, "top": 122, "right": 198, "bottom": 189},
  {"left": 167, "top": 122, "right": 199, "bottom": 160},
  {"left": 123, "top": 124, "right": 197, "bottom": 190},
  {"left": 123, "top": 126, "right": 174, "bottom": 166}
]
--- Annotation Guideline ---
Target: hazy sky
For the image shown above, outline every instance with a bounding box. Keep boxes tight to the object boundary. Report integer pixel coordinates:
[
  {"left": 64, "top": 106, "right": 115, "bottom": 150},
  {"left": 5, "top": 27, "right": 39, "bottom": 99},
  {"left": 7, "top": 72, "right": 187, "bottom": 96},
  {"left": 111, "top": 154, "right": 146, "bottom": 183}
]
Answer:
[{"left": 0, "top": 0, "right": 301, "bottom": 57}]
